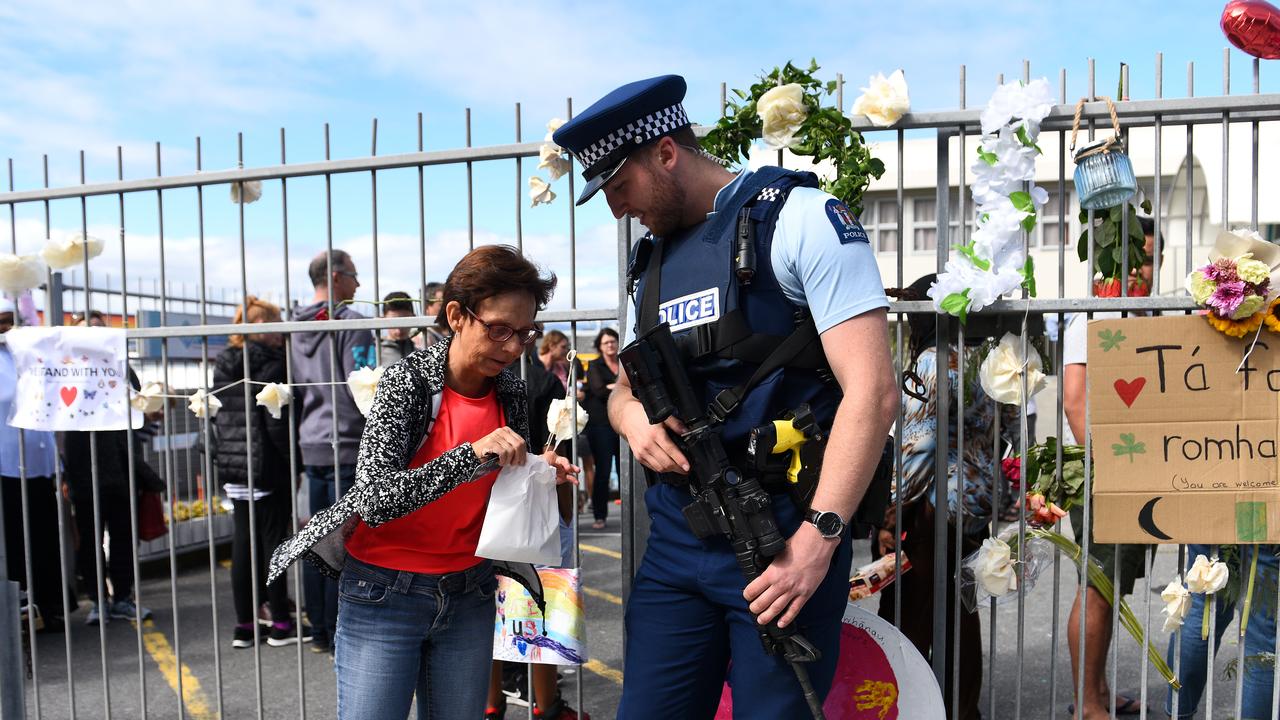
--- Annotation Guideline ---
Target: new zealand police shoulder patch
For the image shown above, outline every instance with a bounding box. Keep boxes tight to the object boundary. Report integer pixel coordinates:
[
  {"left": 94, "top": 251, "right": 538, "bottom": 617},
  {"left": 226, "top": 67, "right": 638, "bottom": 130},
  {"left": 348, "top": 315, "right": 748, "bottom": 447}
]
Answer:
[{"left": 825, "top": 198, "right": 869, "bottom": 245}]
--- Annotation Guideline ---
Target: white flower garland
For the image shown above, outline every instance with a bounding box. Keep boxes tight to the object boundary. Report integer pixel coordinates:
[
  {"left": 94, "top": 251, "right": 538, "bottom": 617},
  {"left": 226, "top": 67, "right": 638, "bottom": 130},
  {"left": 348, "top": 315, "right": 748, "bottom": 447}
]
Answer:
[{"left": 930, "top": 79, "right": 1055, "bottom": 320}]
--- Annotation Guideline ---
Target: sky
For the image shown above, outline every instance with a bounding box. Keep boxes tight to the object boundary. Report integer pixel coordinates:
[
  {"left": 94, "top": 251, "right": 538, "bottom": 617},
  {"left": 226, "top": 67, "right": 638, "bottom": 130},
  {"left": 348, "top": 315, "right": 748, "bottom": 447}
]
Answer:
[{"left": 0, "top": 0, "right": 1274, "bottom": 320}]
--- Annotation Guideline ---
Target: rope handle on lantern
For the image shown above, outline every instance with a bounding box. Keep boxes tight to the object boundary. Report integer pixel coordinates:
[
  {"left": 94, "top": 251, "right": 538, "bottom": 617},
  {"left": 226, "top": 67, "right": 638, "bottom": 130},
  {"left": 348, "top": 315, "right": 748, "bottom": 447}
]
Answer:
[{"left": 1068, "top": 95, "right": 1123, "bottom": 158}]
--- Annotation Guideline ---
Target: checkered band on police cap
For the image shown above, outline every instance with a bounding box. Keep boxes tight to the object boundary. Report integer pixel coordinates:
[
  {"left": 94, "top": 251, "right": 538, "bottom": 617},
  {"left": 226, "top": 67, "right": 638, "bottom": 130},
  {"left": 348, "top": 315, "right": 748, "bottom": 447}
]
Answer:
[{"left": 571, "top": 103, "right": 690, "bottom": 176}]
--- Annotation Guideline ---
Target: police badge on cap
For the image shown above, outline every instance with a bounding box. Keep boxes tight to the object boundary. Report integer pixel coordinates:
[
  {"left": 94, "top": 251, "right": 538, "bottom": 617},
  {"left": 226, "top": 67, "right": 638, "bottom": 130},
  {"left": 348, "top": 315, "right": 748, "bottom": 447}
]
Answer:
[{"left": 552, "top": 75, "right": 691, "bottom": 206}]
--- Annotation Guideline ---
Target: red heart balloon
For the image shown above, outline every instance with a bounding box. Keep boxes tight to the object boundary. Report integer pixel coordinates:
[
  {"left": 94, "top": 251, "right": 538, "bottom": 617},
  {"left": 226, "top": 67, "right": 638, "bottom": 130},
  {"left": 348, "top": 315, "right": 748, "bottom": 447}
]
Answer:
[{"left": 1222, "top": 0, "right": 1280, "bottom": 59}]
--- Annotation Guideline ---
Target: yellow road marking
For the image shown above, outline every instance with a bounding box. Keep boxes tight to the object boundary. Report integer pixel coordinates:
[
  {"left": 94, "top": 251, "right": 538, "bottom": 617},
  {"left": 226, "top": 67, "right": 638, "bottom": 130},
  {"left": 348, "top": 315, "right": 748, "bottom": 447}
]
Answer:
[
  {"left": 583, "top": 586, "right": 622, "bottom": 605},
  {"left": 136, "top": 618, "right": 215, "bottom": 720},
  {"left": 579, "top": 543, "right": 621, "bottom": 559},
  {"left": 583, "top": 658, "right": 624, "bottom": 685}
]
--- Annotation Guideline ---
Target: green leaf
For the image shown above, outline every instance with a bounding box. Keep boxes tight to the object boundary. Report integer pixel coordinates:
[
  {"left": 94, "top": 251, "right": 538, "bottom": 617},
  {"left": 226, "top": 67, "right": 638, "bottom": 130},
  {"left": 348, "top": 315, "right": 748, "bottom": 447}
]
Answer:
[
  {"left": 825, "top": 80, "right": 837, "bottom": 94},
  {"left": 1021, "top": 256, "right": 1037, "bottom": 297},
  {"left": 1014, "top": 125, "right": 1042, "bottom": 154},
  {"left": 977, "top": 147, "right": 998, "bottom": 166},
  {"left": 955, "top": 242, "right": 992, "bottom": 271},
  {"left": 1010, "top": 191, "right": 1034, "bottom": 214},
  {"left": 940, "top": 290, "right": 971, "bottom": 323},
  {"left": 1021, "top": 214, "right": 1037, "bottom": 234}
]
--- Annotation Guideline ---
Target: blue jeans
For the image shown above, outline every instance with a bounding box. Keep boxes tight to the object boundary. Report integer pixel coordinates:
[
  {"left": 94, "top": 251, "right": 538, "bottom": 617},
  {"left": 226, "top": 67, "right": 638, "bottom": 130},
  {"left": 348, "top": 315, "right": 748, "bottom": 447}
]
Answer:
[
  {"left": 336, "top": 555, "right": 497, "bottom": 720},
  {"left": 303, "top": 464, "right": 356, "bottom": 644},
  {"left": 1166, "top": 544, "right": 1279, "bottom": 719}
]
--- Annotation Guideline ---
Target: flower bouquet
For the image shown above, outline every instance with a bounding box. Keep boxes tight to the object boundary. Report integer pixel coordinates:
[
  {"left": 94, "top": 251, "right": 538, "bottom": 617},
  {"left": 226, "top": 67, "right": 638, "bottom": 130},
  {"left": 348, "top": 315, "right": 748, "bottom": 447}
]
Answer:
[{"left": 1187, "top": 228, "right": 1280, "bottom": 338}]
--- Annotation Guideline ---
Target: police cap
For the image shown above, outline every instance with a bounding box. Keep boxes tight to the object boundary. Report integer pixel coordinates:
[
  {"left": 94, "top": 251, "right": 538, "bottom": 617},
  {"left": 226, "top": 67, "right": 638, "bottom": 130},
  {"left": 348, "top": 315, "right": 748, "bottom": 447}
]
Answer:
[{"left": 553, "top": 75, "right": 690, "bottom": 205}]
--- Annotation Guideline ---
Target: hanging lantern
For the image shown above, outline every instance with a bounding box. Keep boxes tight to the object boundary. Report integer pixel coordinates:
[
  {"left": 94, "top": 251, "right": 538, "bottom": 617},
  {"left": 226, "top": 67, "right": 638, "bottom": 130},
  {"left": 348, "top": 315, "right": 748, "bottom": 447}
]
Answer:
[{"left": 1069, "top": 97, "right": 1137, "bottom": 211}]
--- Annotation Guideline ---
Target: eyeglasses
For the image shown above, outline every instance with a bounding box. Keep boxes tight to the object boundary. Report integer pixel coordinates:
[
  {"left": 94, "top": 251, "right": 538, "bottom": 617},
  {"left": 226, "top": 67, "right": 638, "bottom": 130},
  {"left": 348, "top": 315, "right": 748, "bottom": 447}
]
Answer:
[
  {"left": 336, "top": 270, "right": 359, "bottom": 280},
  {"left": 465, "top": 307, "right": 539, "bottom": 345}
]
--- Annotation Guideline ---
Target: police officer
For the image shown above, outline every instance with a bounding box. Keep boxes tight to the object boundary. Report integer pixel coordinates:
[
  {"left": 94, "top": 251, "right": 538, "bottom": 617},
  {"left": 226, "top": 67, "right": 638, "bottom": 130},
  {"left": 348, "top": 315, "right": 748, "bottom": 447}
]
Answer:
[{"left": 555, "top": 75, "right": 897, "bottom": 717}]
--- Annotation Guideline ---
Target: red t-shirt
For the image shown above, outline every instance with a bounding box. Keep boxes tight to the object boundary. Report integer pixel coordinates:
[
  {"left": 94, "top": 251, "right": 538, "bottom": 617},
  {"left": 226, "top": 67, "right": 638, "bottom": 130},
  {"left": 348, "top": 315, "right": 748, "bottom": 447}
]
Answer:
[{"left": 345, "top": 386, "right": 504, "bottom": 574}]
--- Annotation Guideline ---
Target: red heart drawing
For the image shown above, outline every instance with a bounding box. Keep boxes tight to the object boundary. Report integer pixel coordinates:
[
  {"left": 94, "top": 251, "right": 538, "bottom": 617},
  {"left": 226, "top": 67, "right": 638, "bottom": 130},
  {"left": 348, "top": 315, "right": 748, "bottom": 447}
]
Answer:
[
  {"left": 59, "top": 386, "right": 78, "bottom": 407},
  {"left": 1114, "top": 378, "right": 1146, "bottom": 408}
]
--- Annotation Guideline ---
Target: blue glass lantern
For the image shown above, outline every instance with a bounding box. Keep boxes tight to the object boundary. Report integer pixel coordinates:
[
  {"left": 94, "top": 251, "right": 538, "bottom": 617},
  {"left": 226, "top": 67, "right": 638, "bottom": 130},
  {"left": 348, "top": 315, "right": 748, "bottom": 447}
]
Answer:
[{"left": 1073, "top": 137, "right": 1137, "bottom": 210}]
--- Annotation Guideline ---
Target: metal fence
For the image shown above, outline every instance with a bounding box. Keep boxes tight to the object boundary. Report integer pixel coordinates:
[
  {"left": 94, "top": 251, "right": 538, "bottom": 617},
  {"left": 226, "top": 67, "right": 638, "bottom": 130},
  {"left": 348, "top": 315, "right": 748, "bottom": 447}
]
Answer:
[{"left": 1, "top": 51, "right": 1279, "bottom": 719}]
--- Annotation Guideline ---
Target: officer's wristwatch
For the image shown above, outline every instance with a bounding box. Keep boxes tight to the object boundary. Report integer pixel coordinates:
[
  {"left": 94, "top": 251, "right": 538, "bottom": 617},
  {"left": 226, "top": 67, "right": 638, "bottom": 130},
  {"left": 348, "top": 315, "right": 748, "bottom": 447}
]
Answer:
[{"left": 803, "top": 508, "right": 847, "bottom": 539}]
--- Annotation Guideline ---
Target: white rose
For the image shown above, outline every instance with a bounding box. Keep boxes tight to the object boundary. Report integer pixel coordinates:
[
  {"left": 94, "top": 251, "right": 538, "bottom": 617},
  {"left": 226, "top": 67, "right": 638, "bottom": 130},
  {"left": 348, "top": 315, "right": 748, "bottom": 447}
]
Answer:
[
  {"left": 756, "top": 83, "right": 808, "bottom": 150},
  {"left": 130, "top": 381, "right": 167, "bottom": 414},
  {"left": 1185, "top": 554, "right": 1230, "bottom": 594},
  {"left": 975, "top": 537, "right": 1018, "bottom": 596},
  {"left": 188, "top": 389, "right": 222, "bottom": 419},
  {"left": 546, "top": 397, "right": 588, "bottom": 442},
  {"left": 529, "top": 176, "right": 556, "bottom": 207},
  {"left": 347, "top": 365, "right": 385, "bottom": 416},
  {"left": 255, "top": 382, "right": 292, "bottom": 419},
  {"left": 979, "top": 333, "right": 1047, "bottom": 406},
  {"left": 538, "top": 143, "right": 572, "bottom": 182},
  {"left": 230, "top": 180, "right": 263, "bottom": 204},
  {"left": 41, "top": 233, "right": 104, "bottom": 271},
  {"left": 0, "top": 254, "right": 45, "bottom": 293},
  {"left": 1160, "top": 579, "right": 1191, "bottom": 632},
  {"left": 851, "top": 70, "right": 910, "bottom": 128}
]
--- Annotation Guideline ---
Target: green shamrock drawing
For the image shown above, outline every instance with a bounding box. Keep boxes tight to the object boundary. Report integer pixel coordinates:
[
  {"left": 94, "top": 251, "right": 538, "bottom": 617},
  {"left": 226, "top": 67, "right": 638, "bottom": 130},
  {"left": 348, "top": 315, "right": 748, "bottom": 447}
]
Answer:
[
  {"left": 1098, "top": 329, "right": 1127, "bottom": 352},
  {"left": 1112, "top": 433, "right": 1146, "bottom": 463}
]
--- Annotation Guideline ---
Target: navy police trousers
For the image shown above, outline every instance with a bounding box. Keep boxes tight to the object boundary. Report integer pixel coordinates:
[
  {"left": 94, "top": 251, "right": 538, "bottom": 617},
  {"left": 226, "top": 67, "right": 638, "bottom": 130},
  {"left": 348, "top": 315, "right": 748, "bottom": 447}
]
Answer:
[{"left": 617, "top": 483, "right": 853, "bottom": 719}]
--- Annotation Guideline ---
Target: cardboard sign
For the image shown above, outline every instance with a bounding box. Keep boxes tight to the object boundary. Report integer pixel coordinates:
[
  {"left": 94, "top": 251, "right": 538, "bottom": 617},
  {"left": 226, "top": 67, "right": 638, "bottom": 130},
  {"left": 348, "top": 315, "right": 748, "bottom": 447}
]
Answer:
[
  {"left": 5, "top": 327, "right": 136, "bottom": 432},
  {"left": 1088, "top": 315, "right": 1280, "bottom": 543}
]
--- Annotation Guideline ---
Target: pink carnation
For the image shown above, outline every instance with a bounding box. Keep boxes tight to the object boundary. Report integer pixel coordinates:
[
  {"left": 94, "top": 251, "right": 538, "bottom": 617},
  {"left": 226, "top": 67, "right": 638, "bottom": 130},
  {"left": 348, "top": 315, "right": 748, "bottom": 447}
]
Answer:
[
  {"left": 1203, "top": 258, "right": 1240, "bottom": 285},
  {"left": 1207, "top": 280, "right": 1247, "bottom": 317}
]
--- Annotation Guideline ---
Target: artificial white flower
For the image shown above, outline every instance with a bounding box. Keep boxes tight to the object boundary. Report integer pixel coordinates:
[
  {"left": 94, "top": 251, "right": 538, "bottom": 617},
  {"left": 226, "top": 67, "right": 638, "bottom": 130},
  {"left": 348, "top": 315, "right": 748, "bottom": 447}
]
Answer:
[
  {"left": 538, "top": 144, "right": 572, "bottom": 182},
  {"left": 529, "top": 176, "right": 556, "bottom": 207},
  {"left": 0, "top": 254, "right": 45, "bottom": 293},
  {"left": 979, "top": 78, "right": 1055, "bottom": 137},
  {"left": 130, "top": 381, "right": 167, "bottom": 414},
  {"left": 255, "top": 382, "right": 292, "bottom": 419},
  {"left": 1160, "top": 579, "right": 1191, "bottom": 632},
  {"left": 756, "top": 83, "right": 808, "bottom": 149},
  {"left": 851, "top": 70, "right": 910, "bottom": 127},
  {"left": 347, "top": 365, "right": 385, "bottom": 416},
  {"left": 979, "top": 332, "right": 1047, "bottom": 406},
  {"left": 546, "top": 397, "right": 588, "bottom": 442},
  {"left": 1185, "top": 555, "right": 1230, "bottom": 594},
  {"left": 188, "top": 389, "right": 222, "bottom": 419},
  {"left": 544, "top": 117, "right": 565, "bottom": 143},
  {"left": 230, "top": 180, "right": 262, "bottom": 204},
  {"left": 928, "top": 256, "right": 1023, "bottom": 314},
  {"left": 41, "top": 233, "right": 104, "bottom": 271},
  {"left": 974, "top": 537, "right": 1018, "bottom": 596}
]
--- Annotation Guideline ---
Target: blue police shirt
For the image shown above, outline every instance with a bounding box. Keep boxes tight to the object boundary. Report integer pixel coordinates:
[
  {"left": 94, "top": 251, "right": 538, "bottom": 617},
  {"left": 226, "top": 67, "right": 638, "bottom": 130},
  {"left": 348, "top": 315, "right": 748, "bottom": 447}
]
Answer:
[
  {"left": 0, "top": 340, "right": 59, "bottom": 478},
  {"left": 627, "top": 171, "right": 888, "bottom": 343}
]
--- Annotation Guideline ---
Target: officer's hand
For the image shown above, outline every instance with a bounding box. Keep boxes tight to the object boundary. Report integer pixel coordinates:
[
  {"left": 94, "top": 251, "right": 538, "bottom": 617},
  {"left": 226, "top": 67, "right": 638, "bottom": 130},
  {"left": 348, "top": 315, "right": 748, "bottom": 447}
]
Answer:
[
  {"left": 541, "top": 450, "right": 581, "bottom": 486},
  {"left": 743, "top": 522, "right": 838, "bottom": 628},
  {"left": 471, "top": 427, "right": 527, "bottom": 467},
  {"left": 618, "top": 402, "right": 689, "bottom": 474}
]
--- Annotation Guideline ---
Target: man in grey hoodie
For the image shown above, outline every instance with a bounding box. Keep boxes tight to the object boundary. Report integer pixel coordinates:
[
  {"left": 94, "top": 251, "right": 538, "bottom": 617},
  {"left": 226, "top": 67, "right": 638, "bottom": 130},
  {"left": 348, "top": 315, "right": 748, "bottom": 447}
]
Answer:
[{"left": 291, "top": 249, "right": 376, "bottom": 653}]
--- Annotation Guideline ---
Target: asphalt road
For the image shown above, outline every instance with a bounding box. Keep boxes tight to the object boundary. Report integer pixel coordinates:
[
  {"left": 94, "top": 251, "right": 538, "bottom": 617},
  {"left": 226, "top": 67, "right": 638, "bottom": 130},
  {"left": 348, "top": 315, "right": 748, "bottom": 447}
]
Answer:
[{"left": 18, "top": 510, "right": 1258, "bottom": 719}]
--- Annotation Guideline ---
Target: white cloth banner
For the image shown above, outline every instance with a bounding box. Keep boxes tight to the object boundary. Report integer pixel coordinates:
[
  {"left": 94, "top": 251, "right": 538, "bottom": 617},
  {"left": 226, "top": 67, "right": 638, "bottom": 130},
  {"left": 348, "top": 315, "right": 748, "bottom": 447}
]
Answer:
[{"left": 6, "top": 327, "right": 136, "bottom": 431}]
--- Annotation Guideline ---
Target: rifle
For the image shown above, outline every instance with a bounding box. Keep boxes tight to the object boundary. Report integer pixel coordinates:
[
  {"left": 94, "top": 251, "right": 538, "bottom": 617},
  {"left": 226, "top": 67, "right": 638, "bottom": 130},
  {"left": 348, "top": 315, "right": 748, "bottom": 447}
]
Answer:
[{"left": 620, "top": 322, "right": 827, "bottom": 720}]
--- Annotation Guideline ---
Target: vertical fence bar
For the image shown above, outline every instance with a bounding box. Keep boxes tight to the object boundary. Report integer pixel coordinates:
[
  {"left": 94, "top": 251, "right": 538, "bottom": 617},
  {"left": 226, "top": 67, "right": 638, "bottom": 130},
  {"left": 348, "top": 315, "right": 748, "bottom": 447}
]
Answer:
[
  {"left": 951, "top": 64, "right": 968, "bottom": 720},
  {"left": 931, "top": 128, "right": 952, "bottom": 690},
  {"left": 371, "top": 118, "right": 381, "bottom": 366},
  {"left": 193, "top": 136, "right": 227, "bottom": 720},
  {"left": 466, "top": 108, "right": 475, "bottom": 250},
  {"left": 417, "top": 114, "right": 428, "bottom": 323}
]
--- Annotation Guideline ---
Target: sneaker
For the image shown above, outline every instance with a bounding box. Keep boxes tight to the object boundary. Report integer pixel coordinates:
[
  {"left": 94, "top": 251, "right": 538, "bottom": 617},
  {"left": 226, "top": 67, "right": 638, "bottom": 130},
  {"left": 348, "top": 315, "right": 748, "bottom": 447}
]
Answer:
[
  {"left": 84, "top": 602, "right": 108, "bottom": 626},
  {"left": 501, "top": 670, "right": 530, "bottom": 708},
  {"left": 108, "top": 599, "right": 153, "bottom": 622},
  {"left": 484, "top": 702, "right": 507, "bottom": 720},
  {"left": 533, "top": 696, "right": 590, "bottom": 720},
  {"left": 232, "top": 625, "right": 258, "bottom": 649},
  {"left": 309, "top": 633, "right": 332, "bottom": 654},
  {"left": 267, "top": 621, "right": 314, "bottom": 647}
]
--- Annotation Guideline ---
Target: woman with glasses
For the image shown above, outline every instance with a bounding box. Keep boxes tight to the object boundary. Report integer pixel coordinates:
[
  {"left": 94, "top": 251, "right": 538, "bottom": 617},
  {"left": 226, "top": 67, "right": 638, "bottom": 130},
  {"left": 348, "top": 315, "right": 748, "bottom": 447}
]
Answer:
[
  {"left": 268, "top": 244, "right": 578, "bottom": 720},
  {"left": 875, "top": 273, "right": 1018, "bottom": 720}
]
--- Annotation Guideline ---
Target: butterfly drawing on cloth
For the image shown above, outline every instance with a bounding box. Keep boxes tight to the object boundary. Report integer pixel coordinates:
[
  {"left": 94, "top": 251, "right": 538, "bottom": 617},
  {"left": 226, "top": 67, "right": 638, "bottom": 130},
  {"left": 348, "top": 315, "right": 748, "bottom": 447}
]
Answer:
[{"left": 84, "top": 390, "right": 98, "bottom": 400}]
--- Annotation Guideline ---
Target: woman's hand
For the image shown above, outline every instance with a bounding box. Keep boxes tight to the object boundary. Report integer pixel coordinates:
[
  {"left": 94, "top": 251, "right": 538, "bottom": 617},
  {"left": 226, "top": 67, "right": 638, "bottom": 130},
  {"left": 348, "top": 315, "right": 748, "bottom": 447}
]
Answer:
[
  {"left": 471, "top": 427, "right": 528, "bottom": 467},
  {"left": 541, "top": 450, "right": 580, "bottom": 486}
]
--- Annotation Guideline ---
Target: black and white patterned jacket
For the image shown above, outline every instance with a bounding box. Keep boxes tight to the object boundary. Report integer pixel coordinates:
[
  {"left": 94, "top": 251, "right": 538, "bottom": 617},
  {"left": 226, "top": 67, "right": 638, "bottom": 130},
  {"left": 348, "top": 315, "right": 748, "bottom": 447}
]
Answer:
[{"left": 267, "top": 334, "right": 531, "bottom": 584}]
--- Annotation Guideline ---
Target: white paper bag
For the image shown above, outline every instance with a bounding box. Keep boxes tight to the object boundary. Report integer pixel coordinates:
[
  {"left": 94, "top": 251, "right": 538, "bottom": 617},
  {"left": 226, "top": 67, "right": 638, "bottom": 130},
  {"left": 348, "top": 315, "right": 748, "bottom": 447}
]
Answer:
[{"left": 475, "top": 453, "right": 561, "bottom": 565}]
